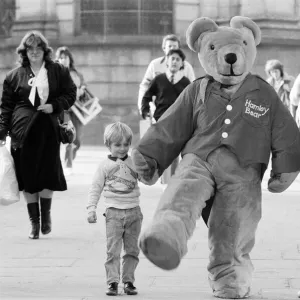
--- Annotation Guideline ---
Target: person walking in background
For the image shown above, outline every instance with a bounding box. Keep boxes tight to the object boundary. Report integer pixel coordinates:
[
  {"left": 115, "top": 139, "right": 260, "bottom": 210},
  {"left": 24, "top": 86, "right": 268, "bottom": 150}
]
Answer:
[
  {"left": 265, "top": 59, "right": 294, "bottom": 112},
  {"left": 138, "top": 34, "right": 195, "bottom": 114},
  {"left": 56, "top": 46, "right": 87, "bottom": 176},
  {"left": 0, "top": 31, "right": 76, "bottom": 239},
  {"left": 87, "top": 122, "right": 143, "bottom": 296},
  {"left": 141, "top": 48, "right": 190, "bottom": 185},
  {"left": 290, "top": 73, "right": 300, "bottom": 126}
]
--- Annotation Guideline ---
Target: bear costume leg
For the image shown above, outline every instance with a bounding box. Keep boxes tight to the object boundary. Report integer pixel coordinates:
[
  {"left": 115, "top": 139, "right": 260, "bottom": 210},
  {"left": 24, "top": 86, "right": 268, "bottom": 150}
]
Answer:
[
  {"left": 139, "top": 153, "right": 215, "bottom": 270},
  {"left": 207, "top": 147, "right": 262, "bottom": 299}
]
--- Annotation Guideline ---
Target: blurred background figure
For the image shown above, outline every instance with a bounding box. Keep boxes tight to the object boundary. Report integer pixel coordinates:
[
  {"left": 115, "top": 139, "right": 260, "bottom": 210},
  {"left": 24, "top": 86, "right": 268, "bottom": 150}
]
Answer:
[
  {"left": 138, "top": 34, "right": 195, "bottom": 118},
  {"left": 265, "top": 59, "right": 294, "bottom": 113},
  {"left": 141, "top": 48, "right": 190, "bottom": 186},
  {"left": 290, "top": 73, "right": 300, "bottom": 126},
  {"left": 56, "top": 46, "right": 87, "bottom": 176}
]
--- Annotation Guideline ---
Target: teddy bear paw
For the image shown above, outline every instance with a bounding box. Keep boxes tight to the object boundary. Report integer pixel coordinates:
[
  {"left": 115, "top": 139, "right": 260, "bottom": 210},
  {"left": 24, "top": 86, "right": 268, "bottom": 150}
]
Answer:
[
  {"left": 213, "top": 287, "right": 250, "bottom": 299},
  {"left": 268, "top": 171, "right": 299, "bottom": 193},
  {"left": 131, "top": 148, "right": 158, "bottom": 181}
]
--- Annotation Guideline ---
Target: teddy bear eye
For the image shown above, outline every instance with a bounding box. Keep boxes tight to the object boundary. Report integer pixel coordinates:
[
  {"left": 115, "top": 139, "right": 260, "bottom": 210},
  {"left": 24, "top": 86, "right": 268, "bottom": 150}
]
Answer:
[
  {"left": 210, "top": 45, "right": 215, "bottom": 50},
  {"left": 243, "top": 40, "right": 247, "bottom": 46}
]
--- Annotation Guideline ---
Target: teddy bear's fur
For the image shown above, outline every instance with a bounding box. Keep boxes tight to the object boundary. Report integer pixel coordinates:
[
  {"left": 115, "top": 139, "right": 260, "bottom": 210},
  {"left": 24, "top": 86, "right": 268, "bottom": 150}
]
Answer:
[{"left": 132, "top": 16, "right": 300, "bottom": 299}]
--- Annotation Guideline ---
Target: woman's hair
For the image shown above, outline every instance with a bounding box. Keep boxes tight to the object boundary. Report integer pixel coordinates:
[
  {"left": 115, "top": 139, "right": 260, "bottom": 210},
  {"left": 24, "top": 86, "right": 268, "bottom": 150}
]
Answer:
[
  {"left": 265, "top": 59, "right": 284, "bottom": 77},
  {"left": 55, "top": 46, "right": 76, "bottom": 71},
  {"left": 104, "top": 122, "right": 133, "bottom": 147},
  {"left": 16, "top": 31, "right": 53, "bottom": 67}
]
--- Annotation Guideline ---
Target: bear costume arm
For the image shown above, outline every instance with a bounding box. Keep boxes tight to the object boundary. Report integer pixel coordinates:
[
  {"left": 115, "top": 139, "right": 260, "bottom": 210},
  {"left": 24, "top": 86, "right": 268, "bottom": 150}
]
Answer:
[
  {"left": 135, "top": 82, "right": 200, "bottom": 176},
  {"left": 270, "top": 94, "right": 300, "bottom": 174},
  {"left": 268, "top": 91, "right": 300, "bottom": 192}
]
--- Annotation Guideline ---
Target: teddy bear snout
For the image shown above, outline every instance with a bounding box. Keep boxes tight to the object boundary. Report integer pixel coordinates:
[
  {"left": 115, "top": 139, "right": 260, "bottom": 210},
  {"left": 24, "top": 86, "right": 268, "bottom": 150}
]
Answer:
[{"left": 224, "top": 53, "right": 237, "bottom": 65}]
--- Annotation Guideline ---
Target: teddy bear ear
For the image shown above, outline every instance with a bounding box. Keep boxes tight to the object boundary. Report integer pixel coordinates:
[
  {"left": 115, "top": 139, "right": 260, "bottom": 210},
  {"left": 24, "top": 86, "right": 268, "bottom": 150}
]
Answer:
[
  {"left": 230, "top": 16, "right": 261, "bottom": 46},
  {"left": 186, "top": 17, "right": 218, "bottom": 52}
]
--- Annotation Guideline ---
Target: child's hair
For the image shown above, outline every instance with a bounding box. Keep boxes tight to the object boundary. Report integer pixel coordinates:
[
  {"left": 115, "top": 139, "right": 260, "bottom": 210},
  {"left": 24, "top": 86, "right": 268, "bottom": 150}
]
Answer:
[{"left": 104, "top": 122, "right": 133, "bottom": 147}]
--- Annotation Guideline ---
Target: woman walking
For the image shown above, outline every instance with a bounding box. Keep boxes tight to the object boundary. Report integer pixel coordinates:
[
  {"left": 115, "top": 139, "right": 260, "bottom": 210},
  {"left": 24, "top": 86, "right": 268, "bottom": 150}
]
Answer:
[
  {"left": 56, "top": 46, "right": 88, "bottom": 176},
  {"left": 0, "top": 31, "right": 76, "bottom": 239}
]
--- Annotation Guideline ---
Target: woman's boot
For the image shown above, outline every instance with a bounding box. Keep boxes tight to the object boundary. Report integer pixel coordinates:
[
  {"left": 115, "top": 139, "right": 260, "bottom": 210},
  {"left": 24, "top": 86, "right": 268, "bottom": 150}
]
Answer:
[
  {"left": 40, "top": 198, "right": 52, "bottom": 235},
  {"left": 27, "top": 203, "right": 40, "bottom": 239}
]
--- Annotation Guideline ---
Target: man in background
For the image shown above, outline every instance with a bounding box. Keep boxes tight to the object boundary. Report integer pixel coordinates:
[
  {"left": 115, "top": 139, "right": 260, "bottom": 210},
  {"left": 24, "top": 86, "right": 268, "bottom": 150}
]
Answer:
[{"left": 137, "top": 34, "right": 195, "bottom": 114}]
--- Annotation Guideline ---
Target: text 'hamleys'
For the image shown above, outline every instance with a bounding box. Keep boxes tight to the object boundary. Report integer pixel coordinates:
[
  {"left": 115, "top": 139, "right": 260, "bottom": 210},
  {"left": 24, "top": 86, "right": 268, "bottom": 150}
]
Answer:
[{"left": 244, "top": 99, "right": 269, "bottom": 119}]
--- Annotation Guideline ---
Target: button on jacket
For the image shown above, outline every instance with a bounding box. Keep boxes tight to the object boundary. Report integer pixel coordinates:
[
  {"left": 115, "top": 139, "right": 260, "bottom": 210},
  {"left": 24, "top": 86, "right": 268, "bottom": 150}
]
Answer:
[{"left": 136, "top": 74, "right": 300, "bottom": 175}]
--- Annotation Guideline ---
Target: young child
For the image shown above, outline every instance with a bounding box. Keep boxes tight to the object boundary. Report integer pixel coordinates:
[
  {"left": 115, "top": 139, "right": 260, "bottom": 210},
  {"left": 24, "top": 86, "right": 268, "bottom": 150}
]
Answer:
[{"left": 87, "top": 122, "right": 143, "bottom": 296}]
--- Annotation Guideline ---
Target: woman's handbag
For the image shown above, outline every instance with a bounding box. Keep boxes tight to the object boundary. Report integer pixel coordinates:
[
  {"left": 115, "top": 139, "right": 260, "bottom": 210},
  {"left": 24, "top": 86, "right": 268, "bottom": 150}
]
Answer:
[
  {"left": 0, "top": 146, "right": 20, "bottom": 206},
  {"left": 58, "top": 111, "right": 76, "bottom": 144}
]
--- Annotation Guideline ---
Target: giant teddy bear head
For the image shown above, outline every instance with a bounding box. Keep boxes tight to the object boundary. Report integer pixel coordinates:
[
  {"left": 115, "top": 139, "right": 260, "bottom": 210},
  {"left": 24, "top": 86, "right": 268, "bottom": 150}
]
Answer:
[{"left": 186, "top": 16, "right": 261, "bottom": 85}]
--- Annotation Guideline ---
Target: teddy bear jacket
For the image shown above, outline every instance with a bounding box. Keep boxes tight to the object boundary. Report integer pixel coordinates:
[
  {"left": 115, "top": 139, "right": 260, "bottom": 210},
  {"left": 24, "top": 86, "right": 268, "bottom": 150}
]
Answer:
[{"left": 136, "top": 73, "right": 300, "bottom": 176}]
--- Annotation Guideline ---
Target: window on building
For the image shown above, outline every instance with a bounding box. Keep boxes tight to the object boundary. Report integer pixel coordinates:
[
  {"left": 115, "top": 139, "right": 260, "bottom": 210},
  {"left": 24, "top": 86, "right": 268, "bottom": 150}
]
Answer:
[
  {"left": 79, "top": 0, "right": 173, "bottom": 35},
  {"left": 0, "top": 0, "right": 16, "bottom": 37}
]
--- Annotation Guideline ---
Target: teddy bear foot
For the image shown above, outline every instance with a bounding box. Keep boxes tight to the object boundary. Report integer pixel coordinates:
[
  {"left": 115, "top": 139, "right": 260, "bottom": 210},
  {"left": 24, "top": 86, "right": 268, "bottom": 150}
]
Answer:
[
  {"left": 139, "top": 233, "right": 181, "bottom": 270},
  {"left": 213, "top": 287, "right": 250, "bottom": 299}
]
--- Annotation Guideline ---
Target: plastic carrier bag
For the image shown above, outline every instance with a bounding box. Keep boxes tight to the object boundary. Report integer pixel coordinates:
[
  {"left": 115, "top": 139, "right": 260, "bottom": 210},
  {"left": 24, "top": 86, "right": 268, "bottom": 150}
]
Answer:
[{"left": 0, "top": 145, "right": 20, "bottom": 205}]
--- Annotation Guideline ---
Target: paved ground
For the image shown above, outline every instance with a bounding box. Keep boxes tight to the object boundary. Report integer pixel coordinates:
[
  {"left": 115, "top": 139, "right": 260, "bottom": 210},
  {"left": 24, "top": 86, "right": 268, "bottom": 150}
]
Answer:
[{"left": 1, "top": 146, "right": 300, "bottom": 300}]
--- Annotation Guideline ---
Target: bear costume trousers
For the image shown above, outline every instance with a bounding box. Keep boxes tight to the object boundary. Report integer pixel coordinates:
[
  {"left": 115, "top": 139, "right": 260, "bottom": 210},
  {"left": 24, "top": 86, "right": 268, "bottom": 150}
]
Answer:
[{"left": 139, "top": 146, "right": 262, "bottom": 299}]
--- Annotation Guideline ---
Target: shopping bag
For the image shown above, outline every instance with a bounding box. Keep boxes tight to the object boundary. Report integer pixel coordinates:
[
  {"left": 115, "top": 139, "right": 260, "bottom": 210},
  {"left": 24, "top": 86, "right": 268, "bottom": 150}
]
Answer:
[
  {"left": 71, "top": 88, "right": 102, "bottom": 125},
  {"left": 0, "top": 146, "right": 20, "bottom": 205}
]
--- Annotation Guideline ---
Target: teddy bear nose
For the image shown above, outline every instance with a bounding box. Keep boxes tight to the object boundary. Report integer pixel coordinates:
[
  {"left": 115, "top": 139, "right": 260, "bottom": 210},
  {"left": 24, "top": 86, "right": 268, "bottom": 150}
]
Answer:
[{"left": 225, "top": 53, "right": 237, "bottom": 65}]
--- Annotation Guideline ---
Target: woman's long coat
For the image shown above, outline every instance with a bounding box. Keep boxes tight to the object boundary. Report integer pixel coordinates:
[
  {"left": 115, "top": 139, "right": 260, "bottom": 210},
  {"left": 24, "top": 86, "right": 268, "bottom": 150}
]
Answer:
[{"left": 0, "top": 61, "right": 76, "bottom": 149}]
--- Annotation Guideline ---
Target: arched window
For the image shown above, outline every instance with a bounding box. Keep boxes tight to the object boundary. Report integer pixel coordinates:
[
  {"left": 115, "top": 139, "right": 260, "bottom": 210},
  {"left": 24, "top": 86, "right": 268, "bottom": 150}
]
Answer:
[
  {"left": 0, "top": 0, "right": 16, "bottom": 37},
  {"left": 79, "top": 0, "right": 173, "bottom": 35}
]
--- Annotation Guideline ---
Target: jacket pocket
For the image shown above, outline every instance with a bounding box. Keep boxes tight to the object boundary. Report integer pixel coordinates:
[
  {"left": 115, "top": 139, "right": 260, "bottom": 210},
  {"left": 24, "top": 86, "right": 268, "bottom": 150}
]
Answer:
[{"left": 242, "top": 95, "right": 270, "bottom": 127}]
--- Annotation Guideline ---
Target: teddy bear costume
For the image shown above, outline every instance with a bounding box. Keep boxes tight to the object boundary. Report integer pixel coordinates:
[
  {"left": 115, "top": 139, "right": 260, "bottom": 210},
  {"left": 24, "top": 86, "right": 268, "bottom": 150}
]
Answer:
[{"left": 132, "top": 16, "right": 300, "bottom": 299}]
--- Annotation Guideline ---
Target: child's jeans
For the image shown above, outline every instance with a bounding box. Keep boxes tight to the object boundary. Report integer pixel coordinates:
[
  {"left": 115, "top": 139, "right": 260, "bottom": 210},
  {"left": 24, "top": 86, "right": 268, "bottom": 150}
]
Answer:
[{"left": 105, "top": 206, "right": 143, "bottom": 285}]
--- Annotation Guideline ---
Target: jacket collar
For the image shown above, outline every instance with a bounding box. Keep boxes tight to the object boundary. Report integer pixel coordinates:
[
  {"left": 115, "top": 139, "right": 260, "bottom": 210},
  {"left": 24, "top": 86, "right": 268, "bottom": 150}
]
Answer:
[
  {"left": 231, "top": 73, "right": 259, "bottom": 100},
  {"left": 208, "top": 73, "right": 259, "bottom": 101},
  {"left": 108, "top": 154, "right": 128, "bottom": 161},
  {"left": 166, "top": 69, "right": 184, "bottom": 84},
  {"left": 26, "top": 60, "right": 55, "bottom": 103},
  {"left": 160, "top": 56, "right": 166, "bottom": 64}
]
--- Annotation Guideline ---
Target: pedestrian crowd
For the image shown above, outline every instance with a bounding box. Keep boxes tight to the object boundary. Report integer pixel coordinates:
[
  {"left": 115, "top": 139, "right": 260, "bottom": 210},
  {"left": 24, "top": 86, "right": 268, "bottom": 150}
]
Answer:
[{"left": 0, "top": 29, "right": 300, "bottom": 297}]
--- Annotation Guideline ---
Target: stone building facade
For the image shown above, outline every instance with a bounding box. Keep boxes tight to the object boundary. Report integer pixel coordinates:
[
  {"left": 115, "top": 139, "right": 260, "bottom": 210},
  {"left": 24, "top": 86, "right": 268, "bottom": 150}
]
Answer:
[{"left": 1, "top": 0, "right": 300, "bottom": 145}]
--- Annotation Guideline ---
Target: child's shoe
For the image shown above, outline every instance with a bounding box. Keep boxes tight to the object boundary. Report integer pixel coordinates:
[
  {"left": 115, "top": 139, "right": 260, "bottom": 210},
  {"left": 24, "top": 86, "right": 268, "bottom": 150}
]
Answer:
[
  {"left": 124, "top": 282, "right": 138, "bottom": 295},
  {"left": 106, "top": 282, "right": 118, "bottom": 296}
]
